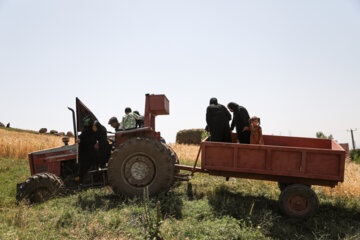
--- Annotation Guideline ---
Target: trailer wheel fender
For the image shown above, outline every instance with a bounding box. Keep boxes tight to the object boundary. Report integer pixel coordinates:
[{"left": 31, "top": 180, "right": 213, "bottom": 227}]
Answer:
[{"left": 278, "top": 184, "right": 319, "bottom": 219}]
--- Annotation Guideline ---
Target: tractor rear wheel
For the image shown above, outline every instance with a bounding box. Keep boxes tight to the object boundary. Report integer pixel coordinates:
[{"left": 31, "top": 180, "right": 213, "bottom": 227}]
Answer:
[
  {"left": 16, "top": 173, "right": 64, "bottom": 204},
  {"left": 108, "top": 137, "right": 177, "bottom": 196},
  {"left": 162, "top": 143, "right": 180, "bottom": 184},
  {"left": 278, "top": 184, "right": 319, "bottom": 219}
]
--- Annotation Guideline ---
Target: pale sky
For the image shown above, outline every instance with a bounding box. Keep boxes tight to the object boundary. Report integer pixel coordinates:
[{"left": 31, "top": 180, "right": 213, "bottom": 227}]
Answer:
[{"left": 0, "top": 0, "right": 359, "bottom": 147}]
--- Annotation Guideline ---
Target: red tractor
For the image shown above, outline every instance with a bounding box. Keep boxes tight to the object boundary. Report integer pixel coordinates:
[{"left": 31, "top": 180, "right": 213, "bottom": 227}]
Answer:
[
  {"left": 17, "top": 93, "right": 346, "bottom": 220},
  {"left": 17, "top": 94, "right": 178, "bottom": 202}
]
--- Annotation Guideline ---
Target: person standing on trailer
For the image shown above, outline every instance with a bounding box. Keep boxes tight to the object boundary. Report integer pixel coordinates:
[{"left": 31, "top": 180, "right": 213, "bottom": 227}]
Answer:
[
  {"left": 249, "top": 116, "right": 264, "bottom": 145},
  {"left": 206, "top": 98, "right": 232, "bottom": 142},
  {"left": 227, "top": 102, "right": 251, "bottom": 144}
]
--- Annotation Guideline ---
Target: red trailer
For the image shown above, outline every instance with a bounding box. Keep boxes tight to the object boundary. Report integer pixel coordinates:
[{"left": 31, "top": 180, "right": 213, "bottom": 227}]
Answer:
[{"left": 176, "top": 134, "right": 345, "bottom": 219}]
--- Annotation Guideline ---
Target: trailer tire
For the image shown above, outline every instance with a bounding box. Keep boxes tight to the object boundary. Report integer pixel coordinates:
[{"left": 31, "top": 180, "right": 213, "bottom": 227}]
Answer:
[
  {"left": 108, "top": 138, "right": 175, "bottom": 196},
  {"left": 278, "top": 182, "right": 311, "bottom": 192},
  {"left": 16, "top": 173, "right": 64, "bottom": 204},
  {"left": 279, "top": 184, "right": 319, "bottom": 219},
  {"left": 278, "top": 182, "right": 290, "bottom": 192}
]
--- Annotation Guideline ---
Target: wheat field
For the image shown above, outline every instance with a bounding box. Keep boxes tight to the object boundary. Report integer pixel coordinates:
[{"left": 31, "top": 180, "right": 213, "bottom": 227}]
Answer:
[{"left": 0, "top": 128, "right": 74, "bottom": 159}]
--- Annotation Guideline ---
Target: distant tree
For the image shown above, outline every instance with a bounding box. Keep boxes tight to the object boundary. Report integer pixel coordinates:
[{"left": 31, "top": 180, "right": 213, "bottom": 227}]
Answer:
[
  {"left": 350, "top": 149, "right": 360, "bottom": 164},
  {"left": 316, "top": 131, "right": 334, "bottom": 140}
]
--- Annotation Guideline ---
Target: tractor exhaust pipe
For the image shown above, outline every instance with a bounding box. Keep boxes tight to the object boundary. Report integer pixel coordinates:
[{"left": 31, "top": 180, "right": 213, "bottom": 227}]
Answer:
[
  {"left": 68, "top": 107, "right": 79, "bottom": 164},
  {"left": 67, "top": 107, "right": 78, "bottom": 140}
]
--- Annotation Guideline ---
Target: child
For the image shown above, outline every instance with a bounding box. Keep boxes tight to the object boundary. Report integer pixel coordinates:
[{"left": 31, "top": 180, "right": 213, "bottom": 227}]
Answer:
[{"left": 249, "top": 116, "right": 264, "bottom": 145}]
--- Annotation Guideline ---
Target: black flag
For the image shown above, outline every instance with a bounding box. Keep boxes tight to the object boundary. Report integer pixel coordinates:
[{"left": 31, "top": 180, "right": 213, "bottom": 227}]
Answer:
[{"left": 76, "top": 97, "right": 98, "bottom": 132}]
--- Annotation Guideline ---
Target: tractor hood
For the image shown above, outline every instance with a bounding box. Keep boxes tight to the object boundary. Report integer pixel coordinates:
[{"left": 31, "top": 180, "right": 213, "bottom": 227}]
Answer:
[
  {"left": 28, "top": 144, "right": 77, "bottom": 176},
  {"left": 30, "top": 144, "right": 77, "bottom": 158}
]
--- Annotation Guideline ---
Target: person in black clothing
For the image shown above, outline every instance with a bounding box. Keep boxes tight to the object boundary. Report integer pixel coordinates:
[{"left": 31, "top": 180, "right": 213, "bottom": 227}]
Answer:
[
  {"left": 77, "top": 117, "right": 97, "bottom": 182},
  {"left": 133, "top": 111, "right": 144, "bottom": 128},
  {"left": 92, "top": 120, "right": 111, "bottom": 168},
  {"left": 206, "top": 98, "right": 232, "bottom": 142},
  {"left": 227, "top": 102, "right": 251, "bottom": 144}
]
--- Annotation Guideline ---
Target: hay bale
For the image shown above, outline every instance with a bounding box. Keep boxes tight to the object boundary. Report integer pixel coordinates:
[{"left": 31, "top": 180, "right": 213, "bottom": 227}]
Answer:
[
  {"left": 39, "top": 128, "right": 47, "bottom": 133},
  {"left": 58, "top": 132, "right": 65, "bottom": 136},
  {"left": 66, "top": 131, "right": 74, "bottom": 137},
  {"left": 50, "top": 130, "right": 58, "bottom": 135},
  {"left": 176, "top": 129, "right": 206, "bottom": 145}
]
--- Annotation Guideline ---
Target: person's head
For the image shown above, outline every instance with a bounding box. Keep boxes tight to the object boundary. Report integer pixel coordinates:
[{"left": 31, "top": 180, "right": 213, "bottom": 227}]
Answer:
[
  {"left": 108, "top": 117, "right": 119, "bottom": 129},
  {"left": 133, "top": 110, "right": 140, "bottom": 115},
  {"left": 250, "top": 116, "right": 260, "bottom": 126},
  {"left": 125, "top": 107, "right": 132, "bottom": 114},
  {"left": 227, "top": 102, "right": 238, "bottom": 112},
  {"left": 92, "top": 120, "right": 100, "bottom": 132},
  {"left": 209, "top": 98, "right": 218, "bottom": 105}
]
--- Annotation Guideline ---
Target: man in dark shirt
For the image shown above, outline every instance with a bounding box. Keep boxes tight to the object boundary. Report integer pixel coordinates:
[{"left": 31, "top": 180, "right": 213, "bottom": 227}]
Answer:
[
  {"left": 227, "top": 102, "right": 251, "bottom": 144},
  {"left": 206, "top": 98, "right": 232, "bottom": 142},
  {"left": 108, "top": 117, "right": 120, "bottom": 131}
]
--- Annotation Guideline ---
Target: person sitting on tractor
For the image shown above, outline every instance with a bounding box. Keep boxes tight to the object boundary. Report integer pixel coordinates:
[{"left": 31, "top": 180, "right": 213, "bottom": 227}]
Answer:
[
  {"left": 133, "top": 110, "right": 144, "bottom": 128},
  {"left": 121, "top": 107, "right": 143, "bottom": 130},
  {"left": 108, "top": 116, "right": 121, "bottom": 131}
]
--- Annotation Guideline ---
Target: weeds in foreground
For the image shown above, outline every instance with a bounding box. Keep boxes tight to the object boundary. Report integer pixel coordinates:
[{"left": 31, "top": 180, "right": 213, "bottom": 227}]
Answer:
[{"left": 142, "top": 187, "right": 163, "bottom": 240}]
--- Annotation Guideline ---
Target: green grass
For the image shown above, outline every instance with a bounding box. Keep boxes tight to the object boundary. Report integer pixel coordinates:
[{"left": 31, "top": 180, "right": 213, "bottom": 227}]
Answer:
[{"left": 1, "top": 157, "right": 360, "bottom": 239}]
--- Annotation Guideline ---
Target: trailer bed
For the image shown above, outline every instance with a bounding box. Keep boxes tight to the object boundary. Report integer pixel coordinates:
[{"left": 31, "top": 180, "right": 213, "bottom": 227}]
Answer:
[{"left": 199, "top": 135, "right": 345, "bottom": 187}]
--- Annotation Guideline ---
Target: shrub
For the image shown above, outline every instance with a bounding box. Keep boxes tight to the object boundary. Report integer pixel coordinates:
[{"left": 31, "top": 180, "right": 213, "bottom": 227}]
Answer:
[
  {"left": 350, "top": 149, "right": 360, "bottom": 164},
  {"left": 176, "top": 129, "right": 208, "bottom": 145}
]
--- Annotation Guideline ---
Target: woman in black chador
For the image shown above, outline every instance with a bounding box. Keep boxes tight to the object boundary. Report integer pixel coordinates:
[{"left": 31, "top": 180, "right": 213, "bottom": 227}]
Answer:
[
  {"left": 206, "top": 98, "right": 232, "bottom": 142},
  {"left": 77, "top": 118, "right": 97, "bottom": 182},
  {"left": 227, "top": 102, "right": 251, "bottom": 144},
  {"left": 93, "top": 120, "right": 111, "bottom": 168}
]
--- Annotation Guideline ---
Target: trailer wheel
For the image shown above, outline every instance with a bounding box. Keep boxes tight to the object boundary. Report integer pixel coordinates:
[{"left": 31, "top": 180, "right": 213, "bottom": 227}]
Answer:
[
  {"left": 108, "top": 138, "right": 176, "bottom": 196},
  {"left": 278, "top": 184, "right": 319, "bottom": 219},
  {"left": 278, "top": 182, "right": 311, "bottom": 192},
  {"left": 278, "top": 182, "right": 290, "bottom": 191},
  {"left": 16, "top": 173, "right": 64, "bottom": 204}
]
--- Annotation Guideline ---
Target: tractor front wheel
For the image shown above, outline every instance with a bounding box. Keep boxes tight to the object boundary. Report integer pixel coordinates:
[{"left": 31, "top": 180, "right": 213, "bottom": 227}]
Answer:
[{"left": 16, "top": 173, "right": 64, "bottom": 204}]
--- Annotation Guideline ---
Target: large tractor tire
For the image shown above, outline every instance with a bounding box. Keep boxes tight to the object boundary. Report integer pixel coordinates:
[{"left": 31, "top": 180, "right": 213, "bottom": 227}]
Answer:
[
  {"left": 162, "top": 143, "right": 180, "bottom": 184},
  {"left": 16, "top": 173, "right": 64, "bottom": 204},
  {"left": 108, "top": 137, "right": 177, "bottom": 196},
  {"left": 278, "top": 184, "right": 319, "bottom": 220}
]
